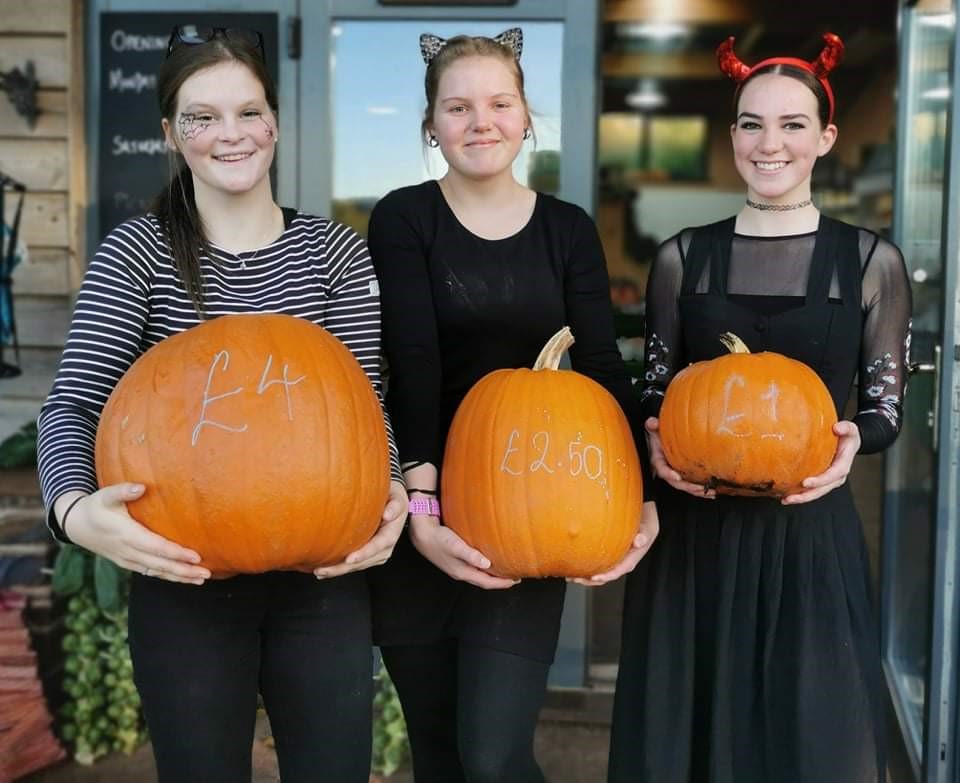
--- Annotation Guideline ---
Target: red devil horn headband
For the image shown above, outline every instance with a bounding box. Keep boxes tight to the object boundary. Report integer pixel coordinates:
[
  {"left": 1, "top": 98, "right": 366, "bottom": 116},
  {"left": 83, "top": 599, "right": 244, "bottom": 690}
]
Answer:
[{"left": 716, "top": 32, "right": 844, "bottom": 124}]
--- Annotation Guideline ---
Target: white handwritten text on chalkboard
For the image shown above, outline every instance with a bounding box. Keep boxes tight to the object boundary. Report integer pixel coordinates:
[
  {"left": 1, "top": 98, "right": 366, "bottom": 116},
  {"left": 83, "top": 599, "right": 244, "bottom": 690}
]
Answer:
[
  {"left": 112, "top": 135, "right": 167, "bottom": 156},
  {"left": 108, "top": 69, "right": 157, "bottom": 93},
  {"left": 110, "top": 30, "right": 167, "bottom": 52}
]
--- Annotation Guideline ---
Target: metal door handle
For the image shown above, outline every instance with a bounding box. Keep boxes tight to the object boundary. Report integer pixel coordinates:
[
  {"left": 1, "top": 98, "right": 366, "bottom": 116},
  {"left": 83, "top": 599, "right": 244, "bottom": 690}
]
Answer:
[{"left": 908, "top": 344, "right": 941, "bottom": 451}]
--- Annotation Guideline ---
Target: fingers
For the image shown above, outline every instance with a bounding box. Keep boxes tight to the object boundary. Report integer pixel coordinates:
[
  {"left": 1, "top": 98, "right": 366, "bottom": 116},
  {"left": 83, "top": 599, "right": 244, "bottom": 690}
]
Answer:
[
  {"left": 438, "top": 529, "right": 493, "bottom": 570},
  {"left": 317, "top": 515, "right": 406, "bottom": 577},
  {"left": 573, "top": 502, "right": 660, "bottom": 585},
  {"left": 407, "top": 517, "right": 517, "bottom": 589},
  {"left": 382, "top": 480, "right": 409, "bottom": 524},
  {"left": 100, "top": 482, "right": 146, "bottom": 509},
  {"left": 784, "top": 423, "right": 859, "bottom": 505},
  {"left": 121, "top": 556, "right": 210, "bottom": 585},
  {"left": 456, "top": 568, "right": 519, "bottom": 590}
]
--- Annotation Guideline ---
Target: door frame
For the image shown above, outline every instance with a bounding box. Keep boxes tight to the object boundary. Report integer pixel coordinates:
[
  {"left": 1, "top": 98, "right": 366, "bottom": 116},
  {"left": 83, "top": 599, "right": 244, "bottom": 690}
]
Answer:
[{"left": 886, "top": 3, "right": 960, "bottom": 780}]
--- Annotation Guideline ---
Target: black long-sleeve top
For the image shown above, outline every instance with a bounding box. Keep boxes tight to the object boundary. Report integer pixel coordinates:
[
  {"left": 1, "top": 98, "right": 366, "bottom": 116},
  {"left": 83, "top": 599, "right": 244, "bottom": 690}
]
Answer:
[
  {"left": 368, "top": 180, "right": 650, "bottom": 485},
  {"left": 640, "top": 225, "right": 912, "bottom": 453}
]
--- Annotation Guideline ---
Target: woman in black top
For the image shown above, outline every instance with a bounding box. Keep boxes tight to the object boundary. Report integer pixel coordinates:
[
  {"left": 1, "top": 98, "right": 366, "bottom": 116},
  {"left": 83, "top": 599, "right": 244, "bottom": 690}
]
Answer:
[
  {"left": 608, "top": 35, "right": 912, "bottom": 782},
  {"left": 367, "top": 28, "right": 659, "bottom": 783},
  {"left": 37, "top": 28, "right": 406, "bottom": 782}
]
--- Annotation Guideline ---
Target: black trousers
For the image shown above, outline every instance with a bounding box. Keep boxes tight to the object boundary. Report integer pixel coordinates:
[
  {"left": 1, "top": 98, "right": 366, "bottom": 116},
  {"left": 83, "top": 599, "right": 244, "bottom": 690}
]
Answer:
[
  {"left": 128, "top": 570, "right": 373, "bottom": 783},
  {"left": 381, "top": 638, "right": 550, "bottom": 783}
]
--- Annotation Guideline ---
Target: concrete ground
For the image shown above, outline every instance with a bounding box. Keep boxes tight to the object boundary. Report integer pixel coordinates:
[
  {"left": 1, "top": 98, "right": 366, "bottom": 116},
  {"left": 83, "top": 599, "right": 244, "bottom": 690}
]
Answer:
[{"left": 22, "top": 712, "right": 612, "bottom": 783}]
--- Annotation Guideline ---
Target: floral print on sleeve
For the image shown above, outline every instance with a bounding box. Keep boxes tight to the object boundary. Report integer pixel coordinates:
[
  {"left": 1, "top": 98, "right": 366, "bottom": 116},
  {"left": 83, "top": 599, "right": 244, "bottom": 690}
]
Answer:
[
  {"left": 639, "top": 332, "right": 670, "bottom": 405},
  {"left": 859, "top": 319, "right": 911, "bottom": 431}
]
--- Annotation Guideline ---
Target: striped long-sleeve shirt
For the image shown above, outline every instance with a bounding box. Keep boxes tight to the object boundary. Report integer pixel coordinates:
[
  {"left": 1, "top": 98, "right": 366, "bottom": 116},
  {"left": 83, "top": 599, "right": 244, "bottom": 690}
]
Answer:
[{"left": 37, "top": 209, "right": 400, "bottom": 543}]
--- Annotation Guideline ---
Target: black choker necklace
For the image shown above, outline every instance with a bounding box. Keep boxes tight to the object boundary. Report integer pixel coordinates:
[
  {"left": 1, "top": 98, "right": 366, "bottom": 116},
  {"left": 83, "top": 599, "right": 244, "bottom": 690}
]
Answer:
[{"left": 746, "top": 198, "right": 812, "bottom": 212}]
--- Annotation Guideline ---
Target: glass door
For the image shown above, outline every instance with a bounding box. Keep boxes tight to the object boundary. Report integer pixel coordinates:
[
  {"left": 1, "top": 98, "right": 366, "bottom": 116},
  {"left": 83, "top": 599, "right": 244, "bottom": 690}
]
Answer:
[{"left": 885, "top": 1, "right": 960, "bottom": 780}]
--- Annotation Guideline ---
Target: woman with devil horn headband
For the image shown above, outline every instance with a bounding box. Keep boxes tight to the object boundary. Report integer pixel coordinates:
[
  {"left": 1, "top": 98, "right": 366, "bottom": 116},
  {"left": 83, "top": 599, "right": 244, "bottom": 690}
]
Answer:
[{"left": 608, "top": 33, "right": 911, "bottom": 782}]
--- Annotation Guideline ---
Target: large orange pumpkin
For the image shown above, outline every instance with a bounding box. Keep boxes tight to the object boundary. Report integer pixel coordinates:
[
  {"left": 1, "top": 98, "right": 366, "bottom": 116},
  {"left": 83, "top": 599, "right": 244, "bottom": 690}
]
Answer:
[
  {"left": 658, "top": 333, "right": 838, "bottom": 497},
  {"left": 441, "top": 327, "right": 642, "bottom": 579},
  {"left": 95, "top": 313, "right": 389, "bottom": 576}
]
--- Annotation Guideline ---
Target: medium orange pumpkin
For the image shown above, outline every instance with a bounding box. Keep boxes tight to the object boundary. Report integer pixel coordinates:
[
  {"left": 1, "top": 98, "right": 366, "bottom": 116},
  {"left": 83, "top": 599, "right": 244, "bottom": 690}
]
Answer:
[
  {"left": 441, "top": 327, "right": 642, "bottom": 579},
  {"left": 658, "top": 333, "right": 838, "bottom": 497},
  {"left": 95, "top": 313, "right": 389, "bottom": 576}
]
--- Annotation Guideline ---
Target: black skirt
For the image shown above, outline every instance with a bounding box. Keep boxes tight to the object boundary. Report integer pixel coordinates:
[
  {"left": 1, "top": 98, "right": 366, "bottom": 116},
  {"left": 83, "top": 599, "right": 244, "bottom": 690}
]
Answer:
[{"left": 608, "top": 484, "right": 885, "bottom": 782}]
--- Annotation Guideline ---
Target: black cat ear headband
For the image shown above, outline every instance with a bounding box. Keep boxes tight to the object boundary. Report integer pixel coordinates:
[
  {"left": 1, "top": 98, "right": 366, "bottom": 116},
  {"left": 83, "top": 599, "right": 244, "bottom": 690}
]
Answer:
[{"left": 419, "top": 27, "right": 523, "bottom": 65}]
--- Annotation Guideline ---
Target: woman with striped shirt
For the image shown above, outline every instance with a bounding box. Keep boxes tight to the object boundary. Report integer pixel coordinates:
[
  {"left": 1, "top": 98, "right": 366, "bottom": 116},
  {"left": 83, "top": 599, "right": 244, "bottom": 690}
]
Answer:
[{"left": 37, "top": 26, "right": 406, "bottom": 783}]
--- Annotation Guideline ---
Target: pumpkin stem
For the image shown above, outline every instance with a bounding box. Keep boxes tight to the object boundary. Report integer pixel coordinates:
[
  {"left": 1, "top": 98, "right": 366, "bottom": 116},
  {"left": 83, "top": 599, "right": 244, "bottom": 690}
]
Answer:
[
  {"left": 719, "top": 332, "right": 751, "bottom": 354},
  {"left": 533, "top": 327, "right": 575, "bottom": 371}
]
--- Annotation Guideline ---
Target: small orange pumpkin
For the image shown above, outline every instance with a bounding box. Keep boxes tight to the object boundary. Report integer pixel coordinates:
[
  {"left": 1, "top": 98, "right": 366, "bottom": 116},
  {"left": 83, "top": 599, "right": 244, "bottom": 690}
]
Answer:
[
  {"left": 95, "top": 313, "right": 389, "bottom": 576},
  {"left": 441, "top": 327, "right": 642, "bottom": 579},
  {"left": 658, "top": 333, "right": 838, "bottom": 496}
]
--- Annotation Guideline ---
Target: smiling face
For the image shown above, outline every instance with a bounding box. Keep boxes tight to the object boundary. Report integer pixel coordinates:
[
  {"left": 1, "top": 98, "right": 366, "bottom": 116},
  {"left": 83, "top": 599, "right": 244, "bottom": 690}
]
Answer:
[
  {"left": 731, "top": 72, "right": 837, "bottom": 204},
  {"left": 428, "top": 54, "right": 529, "bottom": 183},
  {"left": 162, "top": 60, "right": 277, "bottom": 199}
]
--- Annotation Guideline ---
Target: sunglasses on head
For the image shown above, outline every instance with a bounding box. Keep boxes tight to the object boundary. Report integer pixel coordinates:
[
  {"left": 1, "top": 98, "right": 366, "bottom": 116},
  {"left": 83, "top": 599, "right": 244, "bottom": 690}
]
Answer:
[{"left": 166, "top": 25, "right": 265, "bottom": 59}]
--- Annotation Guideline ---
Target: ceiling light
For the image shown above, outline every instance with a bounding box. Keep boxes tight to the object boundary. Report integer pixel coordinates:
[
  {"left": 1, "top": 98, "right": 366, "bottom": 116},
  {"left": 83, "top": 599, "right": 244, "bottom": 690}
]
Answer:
[
  {"left": 625, "top": 80, "right": 666, "bottom": 109},
  {"left": 616, "top": 22, "right": 690, "bottom": 41}
]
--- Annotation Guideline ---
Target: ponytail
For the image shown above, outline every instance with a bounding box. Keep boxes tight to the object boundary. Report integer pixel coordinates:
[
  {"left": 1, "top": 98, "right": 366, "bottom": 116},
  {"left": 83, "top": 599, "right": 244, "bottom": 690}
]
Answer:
[{"left": 150, "top": 159, "right": 212, "bottom": 316}]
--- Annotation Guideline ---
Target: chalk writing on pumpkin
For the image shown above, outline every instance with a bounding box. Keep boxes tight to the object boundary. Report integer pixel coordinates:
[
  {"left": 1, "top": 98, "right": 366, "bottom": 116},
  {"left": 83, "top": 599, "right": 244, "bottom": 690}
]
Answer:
[
  {"left": 191, "top": 351, "right": 307, "bottom": 446},
  {"left": 716, "top": 374, "right": 785, "bottom": 440},
  {"left": 257, "top": 354, "right": 307, "bottom": 420},
  {"left": 500, "top": 429, "right": 606, "bottom": 487}
]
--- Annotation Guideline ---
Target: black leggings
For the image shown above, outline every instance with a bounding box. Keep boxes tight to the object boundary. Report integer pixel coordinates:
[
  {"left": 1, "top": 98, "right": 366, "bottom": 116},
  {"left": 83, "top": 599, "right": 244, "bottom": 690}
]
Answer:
[
  {"left": 128, "top": 571, "right": 373, "bottom": 783},
  {"left": 380, "top": 639, "right": 550, "bottom": 783}
]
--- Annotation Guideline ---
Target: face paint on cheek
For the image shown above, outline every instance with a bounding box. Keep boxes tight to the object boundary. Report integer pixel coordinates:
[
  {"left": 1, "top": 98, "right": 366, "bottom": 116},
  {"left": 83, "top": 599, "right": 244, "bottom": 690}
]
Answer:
[
  {"left": 257, "top": 115, "right": 277, "bottom": 141},
  {"left": 178, "top": 113, "right": 213, "bottom": 142}
]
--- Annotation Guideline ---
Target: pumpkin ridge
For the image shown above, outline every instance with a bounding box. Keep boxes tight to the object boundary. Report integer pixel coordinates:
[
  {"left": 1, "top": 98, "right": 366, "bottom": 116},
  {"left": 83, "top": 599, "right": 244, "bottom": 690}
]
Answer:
[
  {"left": 454, "top": 370, "right": 491, "bottom": 565},
  {"left": 501, "top": 370, "right": 537, "bottom": 577}
]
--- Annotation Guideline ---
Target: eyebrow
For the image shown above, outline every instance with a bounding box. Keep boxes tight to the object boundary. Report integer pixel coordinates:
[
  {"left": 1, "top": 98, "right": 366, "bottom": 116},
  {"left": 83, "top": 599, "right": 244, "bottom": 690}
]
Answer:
[
  {"left": 737, "top": 111, "right": 812, "bottom": 121},
  {"left": 439, "top": 92, "right": 518, "bottom": 103}
]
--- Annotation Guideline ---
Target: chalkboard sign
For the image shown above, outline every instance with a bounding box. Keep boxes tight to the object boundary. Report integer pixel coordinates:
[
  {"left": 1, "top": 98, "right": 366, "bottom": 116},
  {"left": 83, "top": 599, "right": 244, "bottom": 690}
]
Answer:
[{"left": 98, "top": 12, "right": 279, "bottom": 240}]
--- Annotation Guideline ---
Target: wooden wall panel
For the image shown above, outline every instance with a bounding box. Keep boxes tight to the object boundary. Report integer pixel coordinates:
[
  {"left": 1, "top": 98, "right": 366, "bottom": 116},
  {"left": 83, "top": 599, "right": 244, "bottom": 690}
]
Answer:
[
  {"left": 0, "top": 91, "right": 67, "bottom": 138},
  {"left": 15, "top": 295, "right": 70, "bottom": 348},
  {"left": 20, "top": 193, "right": 68, "bottom": 247},
  {"left": 0, "top": 0, "right": 70, "bottom": 35},
  {"left": 12, "top": 248, "right": 70, "bottom": 296},
  {"left": 0, "top": 38, "right": 68, "bottom": 88},
  {"left": 0, "top": 140, "right": 68, "bottom": 190}
]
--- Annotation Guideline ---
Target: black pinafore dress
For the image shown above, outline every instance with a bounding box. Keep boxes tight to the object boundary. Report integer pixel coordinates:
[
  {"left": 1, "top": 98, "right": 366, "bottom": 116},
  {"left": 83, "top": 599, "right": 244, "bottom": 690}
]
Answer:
[{"left": 608, "top": 216, "right": 885, "bottom": 783}]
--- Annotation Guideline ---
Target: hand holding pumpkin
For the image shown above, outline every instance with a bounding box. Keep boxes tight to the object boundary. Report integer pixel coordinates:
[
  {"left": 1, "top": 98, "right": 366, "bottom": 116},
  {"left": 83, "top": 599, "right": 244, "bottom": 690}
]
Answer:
[
  {"left": 645, "top": 418, "right": 717, "bottom": 499},
  {"left": 569, "top": 500, "right": 660, "bottom": 586},
  {"left": 781, "top": 420, "right": 861, "bottom": 505},
  {"left": 55, "top": 484, "right": 211, "bottom": 585},
  {"left": 314, "top": 480, "right": 408, "bottom": 578},
  {"left": 408, "top": 514, "right": 520, "bottom": 590}
]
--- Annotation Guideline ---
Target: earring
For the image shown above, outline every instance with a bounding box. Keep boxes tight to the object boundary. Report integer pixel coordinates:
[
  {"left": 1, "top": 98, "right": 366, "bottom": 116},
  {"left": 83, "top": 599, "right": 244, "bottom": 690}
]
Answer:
[
  {"left": 427, "top": 135, "right": 439, "bottom": 148},
  {"left": 523, "top": 128, "right": 531, "bottom": 140}
]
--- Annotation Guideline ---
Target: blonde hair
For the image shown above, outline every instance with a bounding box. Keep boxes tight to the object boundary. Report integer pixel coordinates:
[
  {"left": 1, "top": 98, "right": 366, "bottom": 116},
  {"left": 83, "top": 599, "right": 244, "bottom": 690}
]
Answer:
[{"left": 422, "top": 34, "right": 532, "bottom": 144}]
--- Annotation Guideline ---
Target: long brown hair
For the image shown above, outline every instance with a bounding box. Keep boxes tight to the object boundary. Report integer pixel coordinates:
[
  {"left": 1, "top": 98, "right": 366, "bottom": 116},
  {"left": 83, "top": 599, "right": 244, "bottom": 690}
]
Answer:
[{"left": 150, "top": 37, "right": 279, "bottom": 315}]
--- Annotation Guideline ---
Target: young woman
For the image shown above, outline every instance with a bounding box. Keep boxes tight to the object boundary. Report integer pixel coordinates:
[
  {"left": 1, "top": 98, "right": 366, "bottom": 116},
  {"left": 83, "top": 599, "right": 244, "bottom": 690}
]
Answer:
[
  {"left": 366, "top": 28, "right": 659, "bottom": 783},
  {"left": 36, "top": 26, "right": 406, "bottom": 783},
  {"left": 608, "top": 34, "right": 912, "bottom": 782}
]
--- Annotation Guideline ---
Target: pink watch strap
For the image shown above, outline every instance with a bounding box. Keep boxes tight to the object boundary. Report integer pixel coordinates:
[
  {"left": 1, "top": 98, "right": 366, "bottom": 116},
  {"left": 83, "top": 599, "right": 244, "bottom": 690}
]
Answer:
[{"left": 409, "top": 496, "right": 441, "bottom": 516}]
